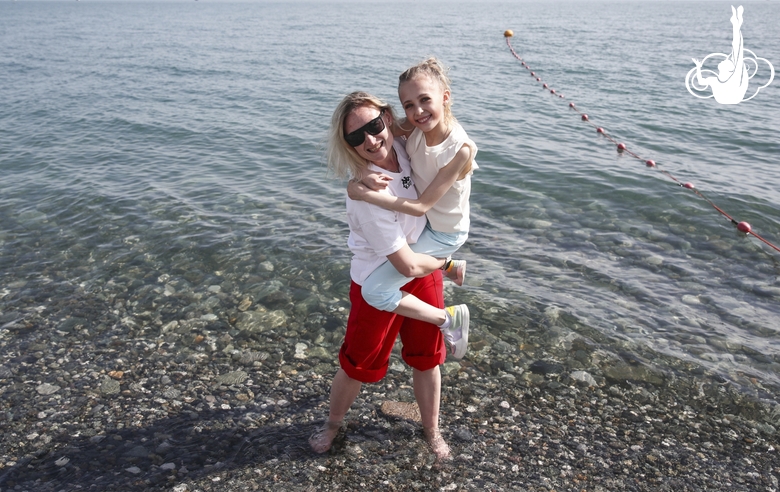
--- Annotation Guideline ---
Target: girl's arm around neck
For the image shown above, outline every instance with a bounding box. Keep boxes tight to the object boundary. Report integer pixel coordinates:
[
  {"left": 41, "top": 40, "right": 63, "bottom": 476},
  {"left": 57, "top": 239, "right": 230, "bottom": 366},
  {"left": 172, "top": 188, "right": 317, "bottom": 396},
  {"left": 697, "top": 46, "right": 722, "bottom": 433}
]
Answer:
[{"left": 353, "top": 144, "right": 472, "bottom": 216}]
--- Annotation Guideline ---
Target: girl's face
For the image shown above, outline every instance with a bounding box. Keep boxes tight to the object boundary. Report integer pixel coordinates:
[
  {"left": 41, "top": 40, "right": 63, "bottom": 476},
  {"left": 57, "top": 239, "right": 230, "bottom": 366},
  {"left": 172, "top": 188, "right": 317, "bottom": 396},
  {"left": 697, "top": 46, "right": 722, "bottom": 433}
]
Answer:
[
  {"left": 344, "top": 105, "right": 394, "bottom": 164},
  {"left": 399, "top": 75, "right": 450, "bottom": 134}
]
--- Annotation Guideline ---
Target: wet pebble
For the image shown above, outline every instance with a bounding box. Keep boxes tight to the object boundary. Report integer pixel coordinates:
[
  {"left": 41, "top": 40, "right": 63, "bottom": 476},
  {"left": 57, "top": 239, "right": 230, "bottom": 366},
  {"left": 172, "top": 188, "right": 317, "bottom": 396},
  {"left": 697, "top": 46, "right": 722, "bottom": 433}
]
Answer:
[
  {"left": 99, "top": 377, "right": 121, "bottom": 395},
  {"left": 35, "top": 383, "right": 60, "bottom": 395}
]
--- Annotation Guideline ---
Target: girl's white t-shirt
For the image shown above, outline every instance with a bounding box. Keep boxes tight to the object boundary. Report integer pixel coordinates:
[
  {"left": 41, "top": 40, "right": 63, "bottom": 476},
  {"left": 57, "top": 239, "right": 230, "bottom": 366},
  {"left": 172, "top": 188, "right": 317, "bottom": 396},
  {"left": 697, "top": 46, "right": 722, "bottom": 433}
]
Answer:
[
  {"left": 346, "top": 139, "right": 426, "bottom": 285},
  {"left": 406, "top": 122, "right": 477, "bottom": 233}
]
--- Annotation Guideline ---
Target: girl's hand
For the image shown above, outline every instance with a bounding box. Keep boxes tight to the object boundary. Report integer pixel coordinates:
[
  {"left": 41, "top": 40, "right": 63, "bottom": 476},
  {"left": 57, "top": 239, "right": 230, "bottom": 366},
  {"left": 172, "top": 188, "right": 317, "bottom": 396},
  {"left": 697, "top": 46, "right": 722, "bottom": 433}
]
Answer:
[
  {"left": 362, "top": 172, "right": 392, "bottom": 191},
  {"left": 348, "top": 173, "right": 391, "bottom": 201},
  {"left": 392, "top": 118, "right": 414, "bottom": 138},
  {"left": 347, "top": 179, "right": 369, "bottom": 201}
]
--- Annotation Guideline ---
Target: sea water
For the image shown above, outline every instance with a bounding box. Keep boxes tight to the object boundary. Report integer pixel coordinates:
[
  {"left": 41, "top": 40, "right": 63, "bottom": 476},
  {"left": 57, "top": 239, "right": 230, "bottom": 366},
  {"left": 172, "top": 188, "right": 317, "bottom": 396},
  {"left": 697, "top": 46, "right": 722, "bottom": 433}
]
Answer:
[{"left": 1, "top": 1, "right": 779, "bottom": 399}]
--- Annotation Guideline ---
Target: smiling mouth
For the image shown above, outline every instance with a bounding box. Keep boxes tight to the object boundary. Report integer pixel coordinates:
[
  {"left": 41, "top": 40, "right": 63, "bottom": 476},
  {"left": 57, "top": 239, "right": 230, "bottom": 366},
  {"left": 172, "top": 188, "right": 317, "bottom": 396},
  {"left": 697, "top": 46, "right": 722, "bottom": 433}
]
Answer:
[
  {"left": 416, "top": 114, "right": 432, "bottom": 125},
  {"left": 366, "top": 141, "right": 384, "bottom": 153}
]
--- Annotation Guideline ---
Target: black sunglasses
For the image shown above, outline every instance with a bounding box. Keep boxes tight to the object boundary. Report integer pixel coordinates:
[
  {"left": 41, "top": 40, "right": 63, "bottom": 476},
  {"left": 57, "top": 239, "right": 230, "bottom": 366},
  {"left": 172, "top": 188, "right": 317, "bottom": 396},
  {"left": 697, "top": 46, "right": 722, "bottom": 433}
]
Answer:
[{"left": 344, "top": 109, "right": 386, "bottom": 147}]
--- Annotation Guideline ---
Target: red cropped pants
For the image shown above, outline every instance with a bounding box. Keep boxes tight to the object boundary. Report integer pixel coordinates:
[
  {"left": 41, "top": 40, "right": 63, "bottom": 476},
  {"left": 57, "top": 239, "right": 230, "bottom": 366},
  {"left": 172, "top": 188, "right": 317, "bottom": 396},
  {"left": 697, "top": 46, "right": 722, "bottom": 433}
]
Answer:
[{"left": 339, "top": 270, "right": 446, "bottom": 383}]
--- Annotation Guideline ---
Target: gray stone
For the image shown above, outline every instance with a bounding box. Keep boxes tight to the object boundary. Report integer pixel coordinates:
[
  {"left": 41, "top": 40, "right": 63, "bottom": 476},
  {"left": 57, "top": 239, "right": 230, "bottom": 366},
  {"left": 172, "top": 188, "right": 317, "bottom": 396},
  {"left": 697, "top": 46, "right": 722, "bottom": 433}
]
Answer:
[
  {"left": 570, "top": 371, "right": 598, "bottom": 387},
  {"left": 100, "top": 377, "right": 121, "bottom": 395},
  {"left": 124, "top": 446, "right": 149, "bottom": 458},
  {"left": 235, "top": 310, "right": 288, "bottom": 333},
  {"left": 36, "top": 383, "right": 61, "bottom": 395},
  {"left": 217, "top": 370, "right": 248, "bottom": 385}
]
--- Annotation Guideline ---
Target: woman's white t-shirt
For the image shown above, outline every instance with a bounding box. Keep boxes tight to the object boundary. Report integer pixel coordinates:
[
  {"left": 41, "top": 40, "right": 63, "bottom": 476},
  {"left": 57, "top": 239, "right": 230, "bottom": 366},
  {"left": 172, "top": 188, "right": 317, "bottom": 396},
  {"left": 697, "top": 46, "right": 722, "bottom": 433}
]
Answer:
[{"left": 346, "top": 139, "right": 427, "bottom": 285}]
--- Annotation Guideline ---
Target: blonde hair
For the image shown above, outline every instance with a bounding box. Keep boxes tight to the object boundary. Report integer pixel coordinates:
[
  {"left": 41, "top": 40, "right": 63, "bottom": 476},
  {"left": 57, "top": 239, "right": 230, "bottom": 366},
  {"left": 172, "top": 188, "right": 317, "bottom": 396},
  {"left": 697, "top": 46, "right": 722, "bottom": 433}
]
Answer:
[
  {"left": 398, "top": 57, "right": 456, "bottom": 127},
  {"left": 399, "top": 58, "right": 474, "bottom": 175},
  {"left": 327, "top": 91, "right": 398, "bottom": 180}
]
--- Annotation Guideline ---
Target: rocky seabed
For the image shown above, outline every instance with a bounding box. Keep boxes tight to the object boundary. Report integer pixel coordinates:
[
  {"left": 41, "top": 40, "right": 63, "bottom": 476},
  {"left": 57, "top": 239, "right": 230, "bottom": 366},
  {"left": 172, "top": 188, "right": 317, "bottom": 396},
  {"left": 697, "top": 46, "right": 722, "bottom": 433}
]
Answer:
[{"left": 0, "top": 256, "right": 779, "bottom": 492}]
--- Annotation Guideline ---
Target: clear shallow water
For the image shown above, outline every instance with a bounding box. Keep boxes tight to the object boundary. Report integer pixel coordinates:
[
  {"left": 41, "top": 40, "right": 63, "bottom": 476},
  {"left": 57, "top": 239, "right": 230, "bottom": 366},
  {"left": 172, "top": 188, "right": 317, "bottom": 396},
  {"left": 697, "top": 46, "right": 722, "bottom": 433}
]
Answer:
[{"left": 1, "top": 2, "right": 779, "bottom": 398}]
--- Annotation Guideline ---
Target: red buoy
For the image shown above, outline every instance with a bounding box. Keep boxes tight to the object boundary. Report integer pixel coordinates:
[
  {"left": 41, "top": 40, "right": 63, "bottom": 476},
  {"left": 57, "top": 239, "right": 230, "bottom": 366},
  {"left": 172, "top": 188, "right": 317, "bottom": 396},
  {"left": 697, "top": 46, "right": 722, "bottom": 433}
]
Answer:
[
  {"left": 543, "top": 83, "right": 548, "bottom": 88},
  {"left": 551, "top": 89, "right": 556, "bottom": 94},
  {"left": 569, "top": 102, "right": 576, "bottom": 108},
  {"left": 617, "top": 143, "right": 626, "bottom": 152},
  {"left": 581, "top": 114, "right": 588, "bottom": 121},
  {"left": 646, "top": 160, "right": 656, "bottom": 167},
  {"left": 737, "top": 222, "right": 752, "bottom": 233},
  {"left": 596, "top": 127, "right": 604, "bottom": 133},
  {"left": 683, "top": 182, "right": 695, "bottom": 189},
  {"left": 559, "top": 94, "right": 564, "bottom": 98},
  {"left": 531, "top": 72, "right": 535, "bottom": 76}
]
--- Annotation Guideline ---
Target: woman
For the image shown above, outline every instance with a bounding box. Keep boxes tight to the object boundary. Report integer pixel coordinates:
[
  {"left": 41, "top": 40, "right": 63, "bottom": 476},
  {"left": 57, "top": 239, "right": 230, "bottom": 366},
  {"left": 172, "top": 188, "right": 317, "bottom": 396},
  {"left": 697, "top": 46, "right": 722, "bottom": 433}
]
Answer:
[{"left": 309, "top": 92, "right": 455, "bottom": 460}]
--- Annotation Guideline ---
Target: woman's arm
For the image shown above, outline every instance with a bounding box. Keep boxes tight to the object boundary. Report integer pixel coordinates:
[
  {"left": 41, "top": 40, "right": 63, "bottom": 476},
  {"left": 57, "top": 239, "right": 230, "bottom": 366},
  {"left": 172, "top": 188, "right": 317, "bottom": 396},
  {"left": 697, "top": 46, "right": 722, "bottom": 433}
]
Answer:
[
  {"left": 386, "top": 243, "right": 446, "bottom": 278},
  {"left": 348, "top": 144, "right": 473, "bottom": 217}
]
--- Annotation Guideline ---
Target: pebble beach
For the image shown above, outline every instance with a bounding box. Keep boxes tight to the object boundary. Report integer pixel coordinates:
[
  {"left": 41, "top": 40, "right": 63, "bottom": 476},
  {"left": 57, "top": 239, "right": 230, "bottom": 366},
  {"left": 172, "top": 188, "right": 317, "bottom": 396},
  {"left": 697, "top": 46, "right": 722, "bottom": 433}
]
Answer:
[
  {"left": 2, "top": 2, "right": 780, "bottom": 491},
  {"left": 1, "top": 257, "right": 778, "bottom": 492}
]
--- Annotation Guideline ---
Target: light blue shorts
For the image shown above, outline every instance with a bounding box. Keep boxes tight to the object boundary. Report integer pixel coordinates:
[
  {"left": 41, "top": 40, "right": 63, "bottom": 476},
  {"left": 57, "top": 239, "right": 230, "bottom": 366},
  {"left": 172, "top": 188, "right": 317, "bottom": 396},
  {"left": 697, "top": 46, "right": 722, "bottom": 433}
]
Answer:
[{"left": 361, "top": 223, "right": 468, "bottom": 312}]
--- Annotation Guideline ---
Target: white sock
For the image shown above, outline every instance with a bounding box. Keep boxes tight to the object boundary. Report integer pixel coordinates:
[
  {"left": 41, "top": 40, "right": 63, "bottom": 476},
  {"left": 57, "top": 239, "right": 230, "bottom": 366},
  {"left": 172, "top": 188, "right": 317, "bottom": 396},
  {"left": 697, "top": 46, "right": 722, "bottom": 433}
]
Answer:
[{"left": 438, "top": 311, "right": 452, "bottom": 330}]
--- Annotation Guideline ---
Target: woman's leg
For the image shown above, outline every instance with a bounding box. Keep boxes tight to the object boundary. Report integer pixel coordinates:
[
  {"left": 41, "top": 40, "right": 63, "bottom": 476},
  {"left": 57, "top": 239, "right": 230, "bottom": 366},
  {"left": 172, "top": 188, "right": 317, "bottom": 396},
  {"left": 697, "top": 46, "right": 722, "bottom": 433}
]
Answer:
[
  {"left": 310, "top": 368, "right": 362, "bottom": 453},
  {"left": 413, "top": 366, "right": 450, "bottom": 460},
  {"left": 413, "top": 366, "right": 441, "bottom": 429},
  {"left": 327, "top": 368, "right": 363, "bottom": 422},
  {"left": 399, "top": 272, "right": 451, "bottom": 460},
  {"left": 311, "top": 281, "right": 403, "bottom": 453}
]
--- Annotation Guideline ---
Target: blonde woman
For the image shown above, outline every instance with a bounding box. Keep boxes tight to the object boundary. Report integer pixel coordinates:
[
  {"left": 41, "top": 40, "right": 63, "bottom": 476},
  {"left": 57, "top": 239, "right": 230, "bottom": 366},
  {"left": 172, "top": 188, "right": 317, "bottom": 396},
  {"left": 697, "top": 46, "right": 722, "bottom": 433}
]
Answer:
[{"left": 310, "top": 92, "right": 454, "bottom": 460}]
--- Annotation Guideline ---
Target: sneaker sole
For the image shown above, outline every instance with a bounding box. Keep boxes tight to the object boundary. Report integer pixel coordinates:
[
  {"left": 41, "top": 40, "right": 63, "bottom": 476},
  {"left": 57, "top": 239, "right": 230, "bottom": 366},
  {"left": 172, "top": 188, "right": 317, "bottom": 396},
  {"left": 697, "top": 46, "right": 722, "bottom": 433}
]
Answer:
[{"left": 451, "top": 307, "right": 469, "bottom": 359}]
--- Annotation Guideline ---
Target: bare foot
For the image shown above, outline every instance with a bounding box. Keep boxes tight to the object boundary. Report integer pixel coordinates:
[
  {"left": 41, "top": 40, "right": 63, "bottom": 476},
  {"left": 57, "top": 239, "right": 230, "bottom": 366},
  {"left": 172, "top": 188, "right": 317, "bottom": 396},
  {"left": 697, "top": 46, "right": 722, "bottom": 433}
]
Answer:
[
  {"left": 309, "top": 420, "right": 342, "bottom": 453},
  {"left": 423, "top": 427, "right": 451, "bottom": 461}
]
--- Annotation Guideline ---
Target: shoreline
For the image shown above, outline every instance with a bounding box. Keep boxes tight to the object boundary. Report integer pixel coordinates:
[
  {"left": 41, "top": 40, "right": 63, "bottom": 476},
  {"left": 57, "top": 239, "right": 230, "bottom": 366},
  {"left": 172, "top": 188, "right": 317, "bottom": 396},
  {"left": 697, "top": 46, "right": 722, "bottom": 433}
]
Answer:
[{"left": 1, "top": 310, "right": 778, "bottom": 491}]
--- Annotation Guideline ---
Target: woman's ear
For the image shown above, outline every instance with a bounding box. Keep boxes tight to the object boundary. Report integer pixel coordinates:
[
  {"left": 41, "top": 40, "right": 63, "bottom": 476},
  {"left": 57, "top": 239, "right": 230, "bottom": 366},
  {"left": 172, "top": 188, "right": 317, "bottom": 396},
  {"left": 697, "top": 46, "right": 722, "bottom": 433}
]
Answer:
[
  {"left": 442, "top": 89, "right": 451, "bottom": 107},
  {"left": 383, "top": 109, "right": 394, "bottom": 128}
]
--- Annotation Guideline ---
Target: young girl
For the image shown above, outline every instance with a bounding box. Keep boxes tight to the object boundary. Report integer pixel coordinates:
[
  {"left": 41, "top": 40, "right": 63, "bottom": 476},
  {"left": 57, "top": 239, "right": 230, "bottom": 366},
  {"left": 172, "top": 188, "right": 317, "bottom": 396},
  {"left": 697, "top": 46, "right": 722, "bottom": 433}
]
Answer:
[{"left": 348, "top": 58, "right": 477, "bottom": 358}]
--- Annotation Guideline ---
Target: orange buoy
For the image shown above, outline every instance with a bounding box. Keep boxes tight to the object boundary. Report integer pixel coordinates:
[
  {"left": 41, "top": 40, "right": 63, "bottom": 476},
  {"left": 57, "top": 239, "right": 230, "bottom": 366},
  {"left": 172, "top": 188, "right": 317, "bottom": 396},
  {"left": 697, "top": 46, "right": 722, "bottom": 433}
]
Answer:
[{"left": 504, "top": 30, "right": 514, "bottom": 38}]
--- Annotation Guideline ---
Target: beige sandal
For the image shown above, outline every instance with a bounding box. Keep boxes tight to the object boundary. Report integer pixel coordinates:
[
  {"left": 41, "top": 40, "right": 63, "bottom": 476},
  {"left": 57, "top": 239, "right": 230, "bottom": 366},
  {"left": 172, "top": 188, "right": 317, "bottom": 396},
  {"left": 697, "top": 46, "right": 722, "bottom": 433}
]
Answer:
[{"left": 309, "top": 420, "right": 343, "bottom": 454}]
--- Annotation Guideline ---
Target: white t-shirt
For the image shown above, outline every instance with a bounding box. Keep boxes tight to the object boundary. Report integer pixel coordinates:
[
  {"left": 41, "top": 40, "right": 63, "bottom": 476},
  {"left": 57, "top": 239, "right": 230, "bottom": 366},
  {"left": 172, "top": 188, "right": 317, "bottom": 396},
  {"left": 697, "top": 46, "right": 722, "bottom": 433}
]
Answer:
[
  {"left": 347, "top": 139, "right": 427, "bottom": 285},
  {"left": 406, "top": 122, "right": 478, "bottom": 233}
]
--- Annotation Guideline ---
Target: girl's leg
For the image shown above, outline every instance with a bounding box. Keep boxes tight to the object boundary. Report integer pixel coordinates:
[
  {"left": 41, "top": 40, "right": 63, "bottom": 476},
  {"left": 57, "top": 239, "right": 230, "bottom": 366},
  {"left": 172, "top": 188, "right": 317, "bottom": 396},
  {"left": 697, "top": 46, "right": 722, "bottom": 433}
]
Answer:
[
  {"left": 409, "top": 225, "right": 467, "bottom": 258},
  {"left": 410, "top": 226, "right": 469, "bottom": 286},
  {"left": 362, "top": 224, "right": 469, "bottom": 315},
  {"left": 394, "top": 291, "right": 446, "bottom": 325},
  {"left": 361, "top": 255, "right": 448, "bottom": 323}
]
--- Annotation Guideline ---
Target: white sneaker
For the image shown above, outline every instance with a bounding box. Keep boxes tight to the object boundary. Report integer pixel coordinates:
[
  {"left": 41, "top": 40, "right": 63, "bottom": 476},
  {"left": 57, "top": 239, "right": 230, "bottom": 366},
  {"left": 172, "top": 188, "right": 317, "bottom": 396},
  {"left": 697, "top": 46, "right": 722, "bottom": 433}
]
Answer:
[{"left": 442, "top": 305, "right": 469, "bottom": 359}]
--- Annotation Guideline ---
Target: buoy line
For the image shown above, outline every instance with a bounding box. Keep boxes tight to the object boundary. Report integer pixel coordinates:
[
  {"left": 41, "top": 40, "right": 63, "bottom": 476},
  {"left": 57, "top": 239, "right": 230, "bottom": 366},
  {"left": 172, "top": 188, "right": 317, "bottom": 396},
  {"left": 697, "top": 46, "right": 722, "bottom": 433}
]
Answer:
[{"left": 504, "top": 30, "right": 780, "bottom": 255}]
